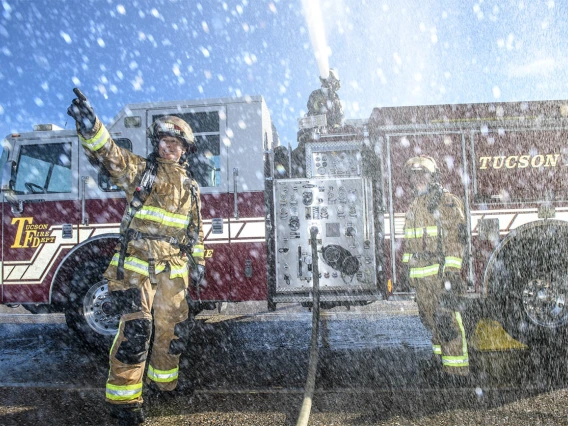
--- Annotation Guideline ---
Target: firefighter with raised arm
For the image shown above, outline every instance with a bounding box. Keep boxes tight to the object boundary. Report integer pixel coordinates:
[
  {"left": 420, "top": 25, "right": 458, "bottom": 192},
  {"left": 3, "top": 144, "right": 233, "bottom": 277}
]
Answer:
[
  {"left": 291, "top": 68, "right": 345, "bottom": 178},
  {"left": 306, "top": 68, "right": 344, "bottom": 128},
  {"left": 401, "top": 155, "right": 469, "bottom": 381},
  {"left": 67, "top": 89, "right": 205, "bottom": 425}
]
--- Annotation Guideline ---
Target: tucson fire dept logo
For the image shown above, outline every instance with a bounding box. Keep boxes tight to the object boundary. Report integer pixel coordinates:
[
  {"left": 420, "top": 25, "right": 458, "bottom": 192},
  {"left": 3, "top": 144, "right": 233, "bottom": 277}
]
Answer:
[{"left": 11, "top": 217, "right": 55, "bottom": 248}]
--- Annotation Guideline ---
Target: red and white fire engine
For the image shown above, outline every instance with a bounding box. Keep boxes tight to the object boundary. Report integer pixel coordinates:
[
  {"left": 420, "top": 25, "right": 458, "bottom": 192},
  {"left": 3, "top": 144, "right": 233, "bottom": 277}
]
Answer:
[
  {"left": 1, "top": 96, "right": 275, "bottom": 348},
  {"left": 2, "top": 95, "right": 568, "bottom": 349}
]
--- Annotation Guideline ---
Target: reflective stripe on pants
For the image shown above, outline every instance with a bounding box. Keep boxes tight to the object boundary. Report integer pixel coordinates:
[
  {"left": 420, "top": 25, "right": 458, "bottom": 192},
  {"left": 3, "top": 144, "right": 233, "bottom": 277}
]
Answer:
[
  {"left": 441, "top": 311, "right": 469, "bottom": 370},
  {"left": 106, "top": 271, "right": 189, "bottom": 404}
]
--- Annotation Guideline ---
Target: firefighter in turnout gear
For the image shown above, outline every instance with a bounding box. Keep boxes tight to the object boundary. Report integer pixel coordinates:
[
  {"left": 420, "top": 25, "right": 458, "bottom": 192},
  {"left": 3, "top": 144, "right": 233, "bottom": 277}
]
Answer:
[
  {"left": 68, "top": 89, "right": 205, "bottom": 425},
  {"left": 401, "top": 155, "right": 469, "bottom": 378},
  {"left": 306, "top": 68, "right": 344, "bottom": 128},
  {"left": 292, "top": 68, "right": 345, "bottom": 177}
]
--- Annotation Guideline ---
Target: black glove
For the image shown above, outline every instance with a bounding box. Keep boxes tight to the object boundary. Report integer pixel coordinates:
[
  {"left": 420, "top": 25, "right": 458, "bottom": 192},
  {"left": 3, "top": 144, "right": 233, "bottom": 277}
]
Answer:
[
  {"left": 191, "top": 264, "right": 205, "bottom": 287},
  {"left": 67, "top": 87, "right": 96, "bottom": 134}
]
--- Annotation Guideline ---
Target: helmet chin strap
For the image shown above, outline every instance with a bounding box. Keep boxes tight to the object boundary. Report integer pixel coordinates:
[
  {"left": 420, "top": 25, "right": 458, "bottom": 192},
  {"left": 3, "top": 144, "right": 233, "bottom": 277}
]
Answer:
[{"left": 179, "top": 150, "right": 189, "bottom": 164}]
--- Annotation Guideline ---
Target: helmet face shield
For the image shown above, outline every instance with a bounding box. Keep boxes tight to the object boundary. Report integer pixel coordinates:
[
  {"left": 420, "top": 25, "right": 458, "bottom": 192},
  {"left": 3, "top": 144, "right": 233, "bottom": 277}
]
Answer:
[{"left": 408, "top": 164, "right": 432, "bottom": 175}]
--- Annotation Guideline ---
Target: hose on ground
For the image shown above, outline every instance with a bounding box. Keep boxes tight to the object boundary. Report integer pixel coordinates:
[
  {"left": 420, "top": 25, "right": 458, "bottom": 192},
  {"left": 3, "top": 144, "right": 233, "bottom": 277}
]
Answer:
[{"left": 296, "top": 226, "right": 321, "bottom": 426}]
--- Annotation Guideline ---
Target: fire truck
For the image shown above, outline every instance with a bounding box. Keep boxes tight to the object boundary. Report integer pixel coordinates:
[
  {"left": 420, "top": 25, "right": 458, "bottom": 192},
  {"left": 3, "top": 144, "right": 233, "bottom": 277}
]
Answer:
[
  {"left": 367, "top": 100, "right": 568, "bottom": 348},
  {"left": 0, "top": 96, "right": 276, "bottom": 349},
  {"left": 2, "top": 95, "right": 568, "bottom": 350}
]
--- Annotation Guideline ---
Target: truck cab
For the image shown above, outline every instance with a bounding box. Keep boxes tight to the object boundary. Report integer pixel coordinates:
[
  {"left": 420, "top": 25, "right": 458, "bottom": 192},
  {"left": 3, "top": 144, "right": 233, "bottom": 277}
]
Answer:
[{"left": 0, "top": 96, "right": 277, "bottom": 349}]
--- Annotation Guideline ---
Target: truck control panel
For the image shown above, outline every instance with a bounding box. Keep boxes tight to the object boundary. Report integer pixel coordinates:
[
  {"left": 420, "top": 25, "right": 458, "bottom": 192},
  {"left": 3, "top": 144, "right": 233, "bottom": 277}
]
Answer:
[{"left": 273, "top": 176, "right": 377, "bottom": 301}]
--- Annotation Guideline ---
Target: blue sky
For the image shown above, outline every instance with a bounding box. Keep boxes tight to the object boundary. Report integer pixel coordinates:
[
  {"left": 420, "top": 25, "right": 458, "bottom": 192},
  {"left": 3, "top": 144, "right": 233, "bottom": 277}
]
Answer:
[{"left": 1, "top": 0, "right": 568, "bottom": 149}]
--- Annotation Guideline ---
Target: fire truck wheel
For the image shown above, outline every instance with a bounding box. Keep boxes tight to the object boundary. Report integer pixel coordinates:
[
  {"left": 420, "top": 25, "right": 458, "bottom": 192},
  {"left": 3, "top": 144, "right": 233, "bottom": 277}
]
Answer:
[
  {"left": 65, "top": 261, "right": 119, "bottom": 353},
  {"left": 486, "top": 220, "right": 568, "bottom": 348}
]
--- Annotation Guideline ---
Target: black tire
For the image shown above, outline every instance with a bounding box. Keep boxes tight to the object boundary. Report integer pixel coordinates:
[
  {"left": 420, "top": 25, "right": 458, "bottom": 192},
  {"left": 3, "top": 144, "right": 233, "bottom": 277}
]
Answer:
[
  {"left": 486, "top": 221, "right": 568, "bottom": 347},
  {"left": 64, "top": 257, "right": 119, "bottom": 354}
]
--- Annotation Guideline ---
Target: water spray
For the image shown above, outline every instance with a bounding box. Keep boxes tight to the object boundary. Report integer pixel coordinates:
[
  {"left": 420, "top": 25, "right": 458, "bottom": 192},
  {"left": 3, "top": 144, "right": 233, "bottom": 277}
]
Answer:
[{"left": 301, "top": 0, "right": 330, "bottom": 79}]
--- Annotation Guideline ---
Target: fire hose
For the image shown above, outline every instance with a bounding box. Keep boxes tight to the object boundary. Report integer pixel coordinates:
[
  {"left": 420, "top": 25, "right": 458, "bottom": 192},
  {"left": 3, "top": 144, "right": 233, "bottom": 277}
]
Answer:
[{"left": 296, "top": 226, "right": 321, "bottom": 426}]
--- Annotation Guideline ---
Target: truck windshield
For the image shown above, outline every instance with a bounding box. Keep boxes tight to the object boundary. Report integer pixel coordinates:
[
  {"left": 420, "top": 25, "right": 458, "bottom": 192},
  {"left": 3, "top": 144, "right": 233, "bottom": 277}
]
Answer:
[
  {"left": 0, "top": 143, "right": 8, "bottom": 174},
  {"left": 15, "top": 142, "right": 72, "bottom": 194}
]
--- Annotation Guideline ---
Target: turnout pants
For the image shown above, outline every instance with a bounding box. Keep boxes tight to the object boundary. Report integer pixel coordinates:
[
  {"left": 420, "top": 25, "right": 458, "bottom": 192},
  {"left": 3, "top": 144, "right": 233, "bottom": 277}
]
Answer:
[
  {"left": 412, "top": 276, "right": 469, "bottom": 376},
  {"left": 105, "top": 272, "right": 189, "bottom": 405}
]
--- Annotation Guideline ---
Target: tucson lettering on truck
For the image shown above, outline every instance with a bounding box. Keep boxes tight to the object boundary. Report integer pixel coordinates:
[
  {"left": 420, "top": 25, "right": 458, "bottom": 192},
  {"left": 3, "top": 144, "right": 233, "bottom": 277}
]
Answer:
[
  {"left": 478, "top": 154, "right": 561, "bottom": 169},
  {"left": 11, "top": 217, "right": 55, "bottom": 248}
]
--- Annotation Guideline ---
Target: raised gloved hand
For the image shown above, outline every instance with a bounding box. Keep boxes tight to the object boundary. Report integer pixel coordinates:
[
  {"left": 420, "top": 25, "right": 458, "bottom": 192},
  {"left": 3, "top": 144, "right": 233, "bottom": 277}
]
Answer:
[
  {"left": 191, "top": 264, "right": 205, "bottom": 288},
  {"left": 67, "top": 87, "right": 97, "bottom": 134}
]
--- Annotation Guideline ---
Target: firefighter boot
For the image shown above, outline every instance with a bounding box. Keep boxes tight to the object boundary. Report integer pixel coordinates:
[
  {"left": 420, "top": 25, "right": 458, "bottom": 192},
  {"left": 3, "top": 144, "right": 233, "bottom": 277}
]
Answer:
[
  {"left": 109, "top": 403, "right": 145, "bottom": 425},
  {"left": 145, "top": 381, "right": 189, "bottom": 403}
]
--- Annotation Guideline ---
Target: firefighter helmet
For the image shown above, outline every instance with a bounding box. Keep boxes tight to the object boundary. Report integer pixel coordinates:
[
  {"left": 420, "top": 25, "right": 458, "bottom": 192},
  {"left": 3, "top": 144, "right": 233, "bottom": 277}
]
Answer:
[
  {"left": 147, "top": 115, "right": 196, "bottom": 154},
  {"left": 404, "top": 155, "right": 439, "bottom": 176}
]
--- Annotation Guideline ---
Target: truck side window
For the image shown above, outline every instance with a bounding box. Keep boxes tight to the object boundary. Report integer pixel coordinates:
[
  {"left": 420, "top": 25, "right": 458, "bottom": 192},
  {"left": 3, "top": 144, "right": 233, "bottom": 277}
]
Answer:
[
  {"left": 152, "top": 112, "right": 221, "bottom": 188},
  {"left": 98, "top": 138, "right": 132, "bottom": 192},
  {"left": 15, "top": 142, "right": 72, "bottom": 194}
]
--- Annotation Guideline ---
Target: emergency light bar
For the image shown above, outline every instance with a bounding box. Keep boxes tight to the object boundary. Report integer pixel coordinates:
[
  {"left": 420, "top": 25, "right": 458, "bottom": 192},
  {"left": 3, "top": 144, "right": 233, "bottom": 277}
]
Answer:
[{"left": 33, "top": 124, "right": 64, "bottom": 131}]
